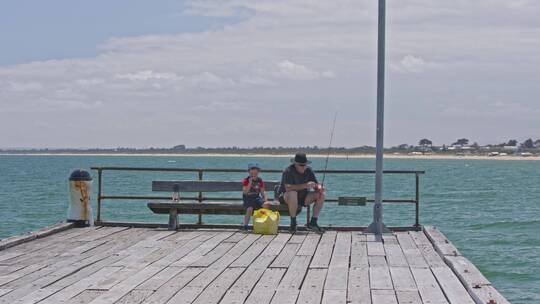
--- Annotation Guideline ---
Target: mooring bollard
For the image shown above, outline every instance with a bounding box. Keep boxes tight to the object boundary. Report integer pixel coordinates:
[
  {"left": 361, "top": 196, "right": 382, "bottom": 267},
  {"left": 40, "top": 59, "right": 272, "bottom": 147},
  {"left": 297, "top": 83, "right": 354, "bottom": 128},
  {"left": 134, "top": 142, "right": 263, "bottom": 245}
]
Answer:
[{"left": 68, "top": 169, "right": 94, "bottom": 227}]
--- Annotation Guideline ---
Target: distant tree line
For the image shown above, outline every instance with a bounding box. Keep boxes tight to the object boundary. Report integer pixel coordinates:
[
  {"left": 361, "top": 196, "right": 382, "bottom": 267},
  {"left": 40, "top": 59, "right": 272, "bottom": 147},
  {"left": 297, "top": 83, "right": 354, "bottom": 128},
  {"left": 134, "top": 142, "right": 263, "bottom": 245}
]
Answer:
[{"left": 1, "top": 138, "right": 539, "bottom": 155}]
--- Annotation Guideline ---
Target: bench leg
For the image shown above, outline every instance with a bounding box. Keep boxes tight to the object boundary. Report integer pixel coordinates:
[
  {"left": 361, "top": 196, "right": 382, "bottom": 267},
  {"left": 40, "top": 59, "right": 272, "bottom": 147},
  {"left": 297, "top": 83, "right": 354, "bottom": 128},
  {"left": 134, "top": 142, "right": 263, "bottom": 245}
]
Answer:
[{"left": 168, "top": 209, "right": 178, "bottom": 230}]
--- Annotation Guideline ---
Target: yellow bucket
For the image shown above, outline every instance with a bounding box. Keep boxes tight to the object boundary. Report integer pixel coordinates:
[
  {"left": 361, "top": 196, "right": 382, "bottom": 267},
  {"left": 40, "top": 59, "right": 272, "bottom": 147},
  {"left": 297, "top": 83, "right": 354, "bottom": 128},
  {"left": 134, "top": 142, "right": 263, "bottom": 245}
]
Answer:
[{"left": 253, "top": 208, "right": 280, "bottom": 235}]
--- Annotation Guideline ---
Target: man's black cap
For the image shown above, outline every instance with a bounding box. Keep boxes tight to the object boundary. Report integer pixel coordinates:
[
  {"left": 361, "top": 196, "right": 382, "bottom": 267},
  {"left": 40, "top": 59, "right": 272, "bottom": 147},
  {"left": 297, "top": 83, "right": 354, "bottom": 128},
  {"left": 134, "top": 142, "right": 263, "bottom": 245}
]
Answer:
[{"left": 292, "top": 152, "right": 311, "bottom": 165}]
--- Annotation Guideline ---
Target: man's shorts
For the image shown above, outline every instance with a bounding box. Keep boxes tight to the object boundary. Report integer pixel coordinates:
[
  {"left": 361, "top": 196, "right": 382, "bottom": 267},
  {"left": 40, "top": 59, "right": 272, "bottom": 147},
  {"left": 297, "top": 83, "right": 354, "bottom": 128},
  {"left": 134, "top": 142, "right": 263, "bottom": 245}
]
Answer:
[
  {"left": 278, "top": 192, "right": 306, "bottom": 215},
  {"left": 243, "top": 195, "right": 264, "bottom": 210}
]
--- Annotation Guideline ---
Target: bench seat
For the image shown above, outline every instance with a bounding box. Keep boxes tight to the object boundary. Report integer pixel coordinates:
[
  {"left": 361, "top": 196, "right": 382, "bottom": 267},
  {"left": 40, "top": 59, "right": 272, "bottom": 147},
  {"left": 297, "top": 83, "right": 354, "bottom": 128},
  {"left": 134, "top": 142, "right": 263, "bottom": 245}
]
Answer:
[{"left": 148, "top": 201, "right": 290, "bottom": 215}]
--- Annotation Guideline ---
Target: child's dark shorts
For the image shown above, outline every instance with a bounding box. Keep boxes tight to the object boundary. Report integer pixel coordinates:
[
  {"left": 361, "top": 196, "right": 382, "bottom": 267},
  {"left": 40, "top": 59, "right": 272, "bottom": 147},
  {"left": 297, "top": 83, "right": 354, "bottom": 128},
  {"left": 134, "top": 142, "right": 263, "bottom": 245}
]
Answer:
[{"left": 243, "top": 195, "right": 264, "bottom": 209}]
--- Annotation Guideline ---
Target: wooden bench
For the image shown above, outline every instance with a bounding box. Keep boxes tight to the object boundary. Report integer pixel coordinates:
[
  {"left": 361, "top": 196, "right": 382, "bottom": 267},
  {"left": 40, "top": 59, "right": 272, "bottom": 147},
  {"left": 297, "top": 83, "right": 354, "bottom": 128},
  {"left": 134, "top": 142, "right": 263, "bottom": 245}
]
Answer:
[{"left": 147, "top": 180, "right": 290, "bottom": 230}]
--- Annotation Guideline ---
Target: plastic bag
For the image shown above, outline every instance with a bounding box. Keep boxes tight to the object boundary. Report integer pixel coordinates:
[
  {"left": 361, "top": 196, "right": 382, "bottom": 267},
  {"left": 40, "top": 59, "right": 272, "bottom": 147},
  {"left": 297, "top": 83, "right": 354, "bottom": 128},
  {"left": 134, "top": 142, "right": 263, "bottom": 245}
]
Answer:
[{"left": 253, "top": 208, "right": 280, "bottom": 235}]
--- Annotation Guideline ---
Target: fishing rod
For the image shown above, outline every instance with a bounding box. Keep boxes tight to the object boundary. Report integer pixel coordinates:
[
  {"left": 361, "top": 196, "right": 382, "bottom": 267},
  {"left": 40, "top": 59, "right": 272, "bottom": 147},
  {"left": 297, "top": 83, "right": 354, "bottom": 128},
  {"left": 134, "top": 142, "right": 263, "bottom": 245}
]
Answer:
[{"left": 321, "top": 111, "right": 338, "bottom": 187}]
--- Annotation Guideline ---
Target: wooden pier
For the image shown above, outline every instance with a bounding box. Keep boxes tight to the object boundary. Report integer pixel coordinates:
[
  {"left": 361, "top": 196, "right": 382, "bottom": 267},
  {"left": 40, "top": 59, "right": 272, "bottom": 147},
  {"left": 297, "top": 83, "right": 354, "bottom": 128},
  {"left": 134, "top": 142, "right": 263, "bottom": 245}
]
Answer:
[{"left": 0, "top": 224, "right": 509, "bottom": 304}]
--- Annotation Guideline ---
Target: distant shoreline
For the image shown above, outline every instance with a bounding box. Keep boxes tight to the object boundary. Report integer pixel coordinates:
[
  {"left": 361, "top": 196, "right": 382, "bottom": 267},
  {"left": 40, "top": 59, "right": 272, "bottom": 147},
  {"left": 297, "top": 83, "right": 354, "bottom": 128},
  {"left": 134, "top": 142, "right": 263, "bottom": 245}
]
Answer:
[{"left": 1, "top": 152, "right": 539, "bottom": 161}]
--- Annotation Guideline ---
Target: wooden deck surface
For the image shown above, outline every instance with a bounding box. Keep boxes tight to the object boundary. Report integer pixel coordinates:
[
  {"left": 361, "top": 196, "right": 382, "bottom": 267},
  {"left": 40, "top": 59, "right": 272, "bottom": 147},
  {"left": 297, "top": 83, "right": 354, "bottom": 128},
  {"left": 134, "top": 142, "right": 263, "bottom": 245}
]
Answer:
[{"left": 0, "top": 226, "right": 509, "bottom": 304}]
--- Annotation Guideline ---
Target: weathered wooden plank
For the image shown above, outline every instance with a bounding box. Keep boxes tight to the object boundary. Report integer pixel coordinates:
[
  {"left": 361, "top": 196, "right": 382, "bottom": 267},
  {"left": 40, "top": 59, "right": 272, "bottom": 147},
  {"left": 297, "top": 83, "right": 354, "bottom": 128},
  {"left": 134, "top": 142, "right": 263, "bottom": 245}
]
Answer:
[
  {"left": 45, "top": 230, "right": 151, "bottom": 292},
  {"left": 11, "top": 287, "right": 58, "bottom": 304},
  {"left": 244, "top": 268, "right": 286, "bottom": 304},
  {"left": 88, "top": 265, "right": 165, "bottom": 304},
  {"left": 368, "top": 255, "right": 387, "bottom": 267},
  {"left": 389, "top": 267, "right": 417, "bottom": 291},
  {"left": 310, "top": 231, "right": 337, "bottom": 268},
  {"left": 261, "top": 233, "right": 291, "bottom": 257},
  {"left": 369, "top": 258, "right": 393, "bottom": 290},
  {"left": 2, "top": 253, "right": 114, "bottom": 300},
  {"left": 382, "top": 234, "right": 398, "bottom": 244},
  {"left": 296, "top": 233, "right": 321, "bottom": 256},
  {"left": 350, "top": 233, "right": 368, "bottom": 268},
  {"left": 69, "top": 290, "right": 104, "bottom": 304},
  {"left": 91, "top": 249, "right": 165, "bottom": 291},
  {"left": 38, "top": 266, "right": 124, "bottom": 304},
  {"left": 218, "top": 232, "right": 287, "bottom": 303},
  {"left": 171, "top": 232, "right": 235, "bottom": 267},
  {"left": 348, "top": 267, "right": 371, "bottom": 304},
  {"left": 288, "top": 233, "right": 307, "bottom": 244},
  {"left": 166, "top": 234, "right": 260, "bottom": 304},
  {"left": 384, "top": 244, "right": 408, "bottom": 267},
  {"left": 0, "top": 222, "right": 74, "bottom": 251},
  {"left": 423, "top": 226, "right": 460, "bottom": 257},
  {"left": 322, "top": 289, "right": 346, "bottom": 304},
  {"left": 468, "top": 285, "right": 510, "bottom": 304},
  {"left": 296, "top": 268, "right": 327, "bottom": 304},
  {"left": 325, "top": 232, "right": 351, "bottom": 291},
  {"left": 270, "top": 243, "right": 300, "bottom": 268},
  {"left": 220, "top": 255, "right": 275, "bottom": 304},
  {"left": 431, "top": 266, "right": 475, "bottom": 304},
  {"left": 115, "top": 289, "right": 153, "bottom": 304},
  {"left": 143, "top": 268, "right": 203, "bottom": 304},
  {"left": 443, "top": 255, "right": 510, "bottom": 303},
  {"left": 78, "top": 227, "right": 130, "bottom": 242},
  {"left": 188, "top": 242, "right": 235, "bottom": 268},
  {"left": 371, "top": 289, "right": 397, "bottom": 304},
  {"left": 135, "top": 266, "right": 185, "bottom": 291},
  {"left": 151, "top": 232, "right": 218, "bottom": 267},
  {"left": 410, "top": 267, "right": 449, "bottom": 304},
  {"left": 443, "top": 256, "right": 490, "bottom": 288},
  {"left": 0, "top": 265, "right": 25, "bottom": 276},
  {"left": 395, "top": 290, "right": 422, "bottom": 304},
  {"left": 270, "top": 255, "right": 311, "bottom": 304},
  {"left": 191, "top": 267, "right": 245, "bottom": 304},
  {"left": 367, "top": 241, "right": 386, "bottom": 256},
  {"left": 0, "top": 264, "right": 47, "bottom": 287},
  {"left": 0, "top": 226, "right": 95, "bottom": 263},
  {"left": 395, "top": 233, "right": 428, "bottom": 268},
  {"left": 223, "top": 232, "right": 247, "bottom": 243},
  {"left": 230, "top": 235, "right": 274, "bottom": 267}
]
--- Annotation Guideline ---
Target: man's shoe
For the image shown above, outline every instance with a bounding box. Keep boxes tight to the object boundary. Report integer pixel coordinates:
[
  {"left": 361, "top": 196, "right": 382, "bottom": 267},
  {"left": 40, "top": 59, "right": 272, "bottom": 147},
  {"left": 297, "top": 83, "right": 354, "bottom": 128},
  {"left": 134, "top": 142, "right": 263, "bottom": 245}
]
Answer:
[
  {"left": 241, "top": 225, "right": 249, "bottom": 233},
  {"left": 307, "top": 222, "right": 324, "bottom": 234},
  {"left": 289, "top": 224, "right": 297, "bottom": 234}
]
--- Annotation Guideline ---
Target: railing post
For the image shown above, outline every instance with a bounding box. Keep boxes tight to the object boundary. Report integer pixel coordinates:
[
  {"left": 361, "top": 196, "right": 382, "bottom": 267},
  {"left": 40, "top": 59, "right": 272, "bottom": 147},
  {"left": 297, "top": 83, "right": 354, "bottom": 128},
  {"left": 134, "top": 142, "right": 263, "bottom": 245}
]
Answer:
[
  {"left": 415, "top": 173, "right": 420, "bottom": 228},
  {"left": 97, "top": 168, "right": 102, "bottom": 223},
  {"left": 197, "top": 170, "right": 203, "bottom": 225}
]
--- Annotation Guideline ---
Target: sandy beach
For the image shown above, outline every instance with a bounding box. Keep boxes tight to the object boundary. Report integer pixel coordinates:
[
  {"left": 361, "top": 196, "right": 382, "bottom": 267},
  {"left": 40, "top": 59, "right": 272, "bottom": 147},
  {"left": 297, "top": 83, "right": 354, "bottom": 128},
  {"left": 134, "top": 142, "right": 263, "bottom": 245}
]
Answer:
[{"left": 1, "top": 152, "right": 539, "bottom": 161}]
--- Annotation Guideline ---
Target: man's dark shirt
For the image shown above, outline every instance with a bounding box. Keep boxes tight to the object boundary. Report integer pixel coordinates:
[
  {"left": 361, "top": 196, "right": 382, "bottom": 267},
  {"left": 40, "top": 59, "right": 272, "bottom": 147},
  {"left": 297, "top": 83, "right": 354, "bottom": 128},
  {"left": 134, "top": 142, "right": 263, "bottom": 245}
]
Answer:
[{"left": 280, "top": 164, "right": 318, "bottom": 201}]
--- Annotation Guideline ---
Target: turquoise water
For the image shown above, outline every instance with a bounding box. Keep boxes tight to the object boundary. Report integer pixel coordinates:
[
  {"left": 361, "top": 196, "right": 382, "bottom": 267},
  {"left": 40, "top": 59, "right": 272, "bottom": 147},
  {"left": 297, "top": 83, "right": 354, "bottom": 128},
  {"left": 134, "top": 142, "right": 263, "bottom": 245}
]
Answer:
[{"left": 0, "top": 155, "right": 538, "bottom": 303}]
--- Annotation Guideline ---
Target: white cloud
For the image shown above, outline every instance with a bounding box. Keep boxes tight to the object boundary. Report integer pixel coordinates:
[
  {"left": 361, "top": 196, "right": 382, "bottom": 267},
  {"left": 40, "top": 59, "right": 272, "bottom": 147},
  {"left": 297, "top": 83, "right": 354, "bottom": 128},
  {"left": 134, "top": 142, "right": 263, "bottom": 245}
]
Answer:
[
  {"left": 274, "top": 60, "right": 335, "bottom": 80},
  {"left": 1, "top": 0, "right": 539, "bottom": 148}
]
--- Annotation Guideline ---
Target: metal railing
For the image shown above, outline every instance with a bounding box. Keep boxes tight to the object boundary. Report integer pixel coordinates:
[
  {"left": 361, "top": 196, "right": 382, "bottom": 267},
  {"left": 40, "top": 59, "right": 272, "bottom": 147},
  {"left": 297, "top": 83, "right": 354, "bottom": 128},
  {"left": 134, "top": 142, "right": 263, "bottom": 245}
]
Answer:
[{"left": 91, "top": 166, "right": 424, "bottom": 229}]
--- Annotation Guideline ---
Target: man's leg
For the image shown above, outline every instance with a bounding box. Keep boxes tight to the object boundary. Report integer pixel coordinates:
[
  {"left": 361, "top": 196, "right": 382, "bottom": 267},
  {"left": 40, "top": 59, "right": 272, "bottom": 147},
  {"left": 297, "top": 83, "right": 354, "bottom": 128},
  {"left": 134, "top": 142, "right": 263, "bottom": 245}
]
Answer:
[
  {"left": 305, "top": 192, "right": 325, "bottom": 232},
  {"left": 284, "top": 191, "right": 298, "bottom": 231}
]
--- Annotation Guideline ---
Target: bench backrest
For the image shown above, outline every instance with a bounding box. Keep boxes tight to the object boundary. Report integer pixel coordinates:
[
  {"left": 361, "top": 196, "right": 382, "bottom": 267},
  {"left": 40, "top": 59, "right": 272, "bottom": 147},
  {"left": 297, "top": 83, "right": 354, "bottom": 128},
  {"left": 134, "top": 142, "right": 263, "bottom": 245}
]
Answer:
[{"left": 152, "top": 180, "right": 281, "bottom": 193}]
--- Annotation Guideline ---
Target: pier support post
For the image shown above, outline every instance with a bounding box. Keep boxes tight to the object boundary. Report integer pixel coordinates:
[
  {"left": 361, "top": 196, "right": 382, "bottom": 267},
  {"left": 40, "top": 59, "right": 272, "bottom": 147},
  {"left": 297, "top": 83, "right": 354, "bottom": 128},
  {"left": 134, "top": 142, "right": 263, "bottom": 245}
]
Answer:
[
  {"left": 168, "top": 208, "right": 178, "bottom": 230},
  {"left": 366, "top": 0, "right": 390, "bottom": 235}
]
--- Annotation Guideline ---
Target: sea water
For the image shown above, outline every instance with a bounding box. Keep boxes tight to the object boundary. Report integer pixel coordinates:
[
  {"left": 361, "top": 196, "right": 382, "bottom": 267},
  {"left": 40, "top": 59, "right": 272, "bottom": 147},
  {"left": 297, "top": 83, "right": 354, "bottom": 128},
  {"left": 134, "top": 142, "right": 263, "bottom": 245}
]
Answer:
[{"left": 0, "top": 154, "right": 538, "bottom": 303}]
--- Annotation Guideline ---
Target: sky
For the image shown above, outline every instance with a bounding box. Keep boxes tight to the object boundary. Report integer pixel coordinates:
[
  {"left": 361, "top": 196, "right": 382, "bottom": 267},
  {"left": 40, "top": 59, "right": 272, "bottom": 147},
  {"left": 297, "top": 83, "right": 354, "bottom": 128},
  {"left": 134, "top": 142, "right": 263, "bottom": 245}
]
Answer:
[{"left": 1, "top": 0, "right": 539, "bottom": 149}]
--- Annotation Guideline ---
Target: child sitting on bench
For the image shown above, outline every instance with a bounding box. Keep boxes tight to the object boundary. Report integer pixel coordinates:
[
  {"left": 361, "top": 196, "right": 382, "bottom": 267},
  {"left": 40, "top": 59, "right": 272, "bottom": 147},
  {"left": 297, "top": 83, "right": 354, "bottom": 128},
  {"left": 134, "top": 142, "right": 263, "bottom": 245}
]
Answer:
[{"left": 242, "top": 163, "right": 271, "bottom": 231}]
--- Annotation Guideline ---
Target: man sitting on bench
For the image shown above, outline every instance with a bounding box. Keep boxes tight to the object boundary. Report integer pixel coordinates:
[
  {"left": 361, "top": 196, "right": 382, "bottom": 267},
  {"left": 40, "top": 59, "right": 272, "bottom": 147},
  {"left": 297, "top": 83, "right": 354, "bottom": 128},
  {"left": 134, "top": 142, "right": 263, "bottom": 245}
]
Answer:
[
  {"left": 278, "top": 153, "right": 325, "bottom": 233},
  {"left": 242, "top": 163, "right": 270, "bottom": 231}
]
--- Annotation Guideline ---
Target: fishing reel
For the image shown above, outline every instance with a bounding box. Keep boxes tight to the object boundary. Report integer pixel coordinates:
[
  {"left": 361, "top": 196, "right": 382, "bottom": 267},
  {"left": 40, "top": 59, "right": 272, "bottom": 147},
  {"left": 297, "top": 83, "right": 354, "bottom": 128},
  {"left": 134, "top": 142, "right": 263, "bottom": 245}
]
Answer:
[{"left": 308, "top": 183, "right": 324, "bottom": 193}]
